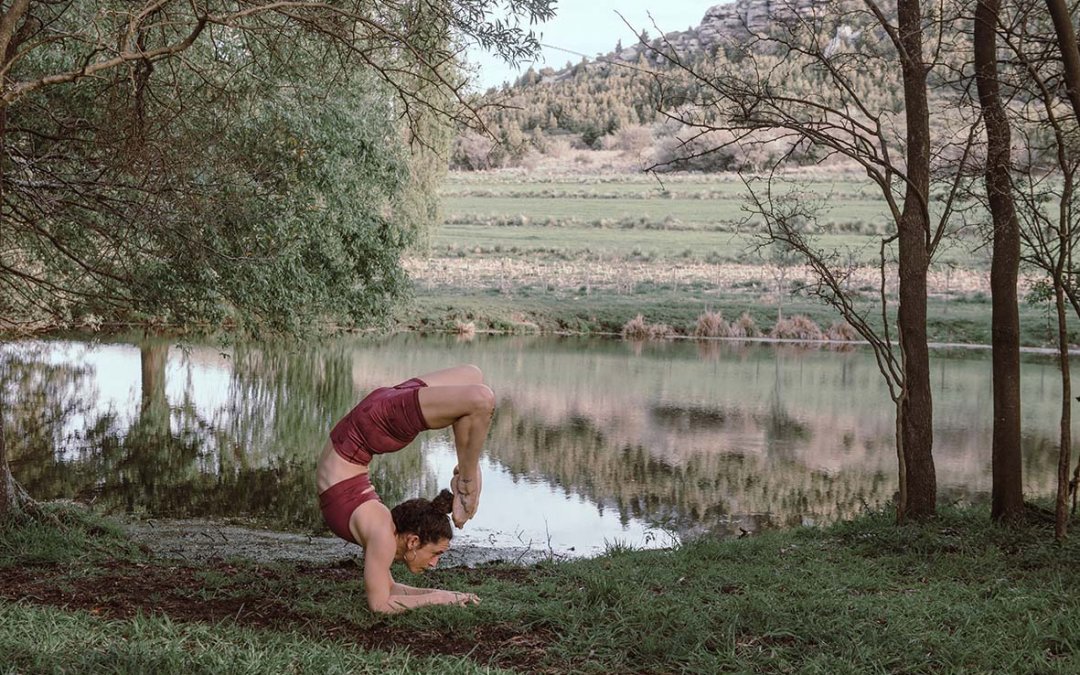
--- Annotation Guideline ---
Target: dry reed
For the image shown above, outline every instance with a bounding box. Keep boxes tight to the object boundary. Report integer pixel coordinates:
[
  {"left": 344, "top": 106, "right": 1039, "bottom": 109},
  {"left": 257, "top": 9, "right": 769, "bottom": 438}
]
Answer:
[
  {"left": 825, "top": 321, "right": 859, "bottom": 342},
  {"left": 622, "top": 314, "right": 673, "bottom": 340},
  {"left": 694, "top": 310, "right": 730, "bottom": 338},
  {"left": 770, "top": 315, "right": 824, "bottom": 341}
]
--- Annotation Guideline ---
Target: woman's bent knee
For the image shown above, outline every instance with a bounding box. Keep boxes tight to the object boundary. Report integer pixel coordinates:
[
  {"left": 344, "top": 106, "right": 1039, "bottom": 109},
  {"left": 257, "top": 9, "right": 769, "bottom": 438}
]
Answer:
[
  {"left": 460, "top": 364, "right": 484, "bottom": 384},
  {"left": 466, "top": 384, "right": 495, "bottom": 415}
]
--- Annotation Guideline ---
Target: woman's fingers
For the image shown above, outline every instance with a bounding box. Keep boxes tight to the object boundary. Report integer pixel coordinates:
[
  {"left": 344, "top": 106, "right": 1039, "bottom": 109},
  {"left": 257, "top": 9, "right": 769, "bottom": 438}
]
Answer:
[{"left": 451, "top": 591, "right": 480, "bottom": 605}]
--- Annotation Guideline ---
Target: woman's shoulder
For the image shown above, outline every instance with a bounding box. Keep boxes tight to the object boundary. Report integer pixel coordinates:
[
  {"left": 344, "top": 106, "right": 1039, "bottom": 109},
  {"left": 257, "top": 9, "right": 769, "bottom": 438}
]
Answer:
[{"left": 351, "top": 499, "right": 393, "bottom": 545}]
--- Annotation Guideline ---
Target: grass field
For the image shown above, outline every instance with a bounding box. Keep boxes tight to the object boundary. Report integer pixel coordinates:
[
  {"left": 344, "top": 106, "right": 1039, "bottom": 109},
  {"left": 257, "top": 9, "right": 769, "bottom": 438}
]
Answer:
[
  {"left": 398, "top": 170, "right": 1061, "bottom": 347},
  {"left": 3, "top": 504, "right": 1079, "bottom": 673},
  {"left": 441, "top": 191, "right": 896, "bottom": 228}
]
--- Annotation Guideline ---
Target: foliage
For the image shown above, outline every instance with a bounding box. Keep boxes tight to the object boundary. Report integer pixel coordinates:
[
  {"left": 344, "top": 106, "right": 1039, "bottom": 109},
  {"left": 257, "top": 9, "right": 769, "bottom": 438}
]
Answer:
[
  {"left": 0, "top": 0, "right": 556, "bottom": 335},
  {"left": 451, "top": 2, "right": 921, "bottom": 170}
]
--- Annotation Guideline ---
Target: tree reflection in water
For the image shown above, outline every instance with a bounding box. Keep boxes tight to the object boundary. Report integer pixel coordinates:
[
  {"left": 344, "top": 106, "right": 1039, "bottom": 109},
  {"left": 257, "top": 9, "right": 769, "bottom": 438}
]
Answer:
[{"left": 2, "top": 334, "right": 1070, "bottom": 549}]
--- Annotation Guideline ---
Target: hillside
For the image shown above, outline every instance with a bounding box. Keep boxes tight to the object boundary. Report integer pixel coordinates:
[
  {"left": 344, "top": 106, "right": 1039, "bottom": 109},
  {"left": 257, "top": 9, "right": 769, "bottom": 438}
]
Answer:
[{"left": 453, "top": 0, "right": 907, "bottom": 172}]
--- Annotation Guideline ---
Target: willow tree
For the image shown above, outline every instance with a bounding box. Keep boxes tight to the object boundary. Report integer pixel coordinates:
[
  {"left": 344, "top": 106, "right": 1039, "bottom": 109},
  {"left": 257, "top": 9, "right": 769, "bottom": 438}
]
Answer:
[{"left": 0, "top": 0, "right": 554, "bottom": 522}]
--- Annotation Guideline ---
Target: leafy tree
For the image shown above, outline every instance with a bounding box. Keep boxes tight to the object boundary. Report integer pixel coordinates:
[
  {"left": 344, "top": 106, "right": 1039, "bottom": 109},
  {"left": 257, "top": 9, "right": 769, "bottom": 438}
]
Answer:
[
  {"left": 0, "top": 1, "right": 553, "bottom": 333},
  {"left": 0, "top": 0, "right": 554, "bottom": 521}
]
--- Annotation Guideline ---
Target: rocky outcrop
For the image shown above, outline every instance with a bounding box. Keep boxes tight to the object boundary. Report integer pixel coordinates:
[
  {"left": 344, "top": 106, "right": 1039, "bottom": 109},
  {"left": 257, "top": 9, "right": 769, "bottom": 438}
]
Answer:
[{"left": 608, "top": 0, "right": 835, "bottom": 64}]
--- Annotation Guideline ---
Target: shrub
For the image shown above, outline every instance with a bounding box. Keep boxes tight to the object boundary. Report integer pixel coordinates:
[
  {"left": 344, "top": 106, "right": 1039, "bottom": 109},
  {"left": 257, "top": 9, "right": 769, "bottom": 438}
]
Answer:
[
  {"left": 771, "top": 315, "right": 824, "bottom": 341},
  {"left": 622, "top": 314, "right": 672, "bottom": 341},
  {"left": 825, "top": 321, "right": 859, "bottom": 342},
  {"left": 622, "top": 314, "right": 649, "bottom": 339},
  {"left": 729, "top": 312, "right": 760, "bottom": 338},
  {"left": 648, "top": 322, "right": 674, "bottom": 340},
  {"left": 601, "top": 124, "right": 654, "bottom": 155},
  {"left": 694, "top": 310, "right": 730, "bottom": 338},
  {"left": 453, "top": 320, "right": 476, "bottom": 338}
]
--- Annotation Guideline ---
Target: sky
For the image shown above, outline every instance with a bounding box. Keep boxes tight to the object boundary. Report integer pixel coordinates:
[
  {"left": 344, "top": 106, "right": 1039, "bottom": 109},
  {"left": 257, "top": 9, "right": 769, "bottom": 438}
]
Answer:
[{"left": 465, "top": 1, "right": 716, "bottom": 90}]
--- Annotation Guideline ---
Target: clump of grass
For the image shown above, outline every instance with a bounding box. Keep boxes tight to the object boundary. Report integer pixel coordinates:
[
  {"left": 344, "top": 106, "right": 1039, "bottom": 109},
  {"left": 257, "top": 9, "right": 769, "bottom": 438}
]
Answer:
[
  {"left": 453, "top": 320, "right": 476, "bottom": 339},
  {"left": 728, "top": 312, "right": 760, "bottom": 338},
  {"left": 622, "top": 314, "right": 673, "bottom": 340},
  {"left": 0, "top": 503, "right": 140, "bottom": 566},
  {"left": 825, "top": 321, "right": 859, "bottom": 342},
  {"left": 771, "top": 314, "right": 824, "bottom": 341},
  {"left": 693, "top": 310, "right": 731, "bottom": 338}
]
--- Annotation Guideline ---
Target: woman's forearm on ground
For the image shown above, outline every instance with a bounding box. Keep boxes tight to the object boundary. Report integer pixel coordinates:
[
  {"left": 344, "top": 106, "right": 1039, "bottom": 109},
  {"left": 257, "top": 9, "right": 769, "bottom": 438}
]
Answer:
[
  {"left": 371, "top": 588, "right": 475, "bottom": 614},
  {"left": 390, "top": 581, "right": 434, "bottom": 596}
]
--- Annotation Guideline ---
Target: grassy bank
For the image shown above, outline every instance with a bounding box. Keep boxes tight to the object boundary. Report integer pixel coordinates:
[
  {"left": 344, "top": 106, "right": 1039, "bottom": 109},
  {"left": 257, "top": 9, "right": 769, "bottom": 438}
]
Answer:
[
  {"left": 3, "top": 504, "right": 1079, "bottom": 673},
  {"left": 397, "top": 171, "right": 1074, "bottom": 349},
  {"left": 400, "top": 286, "right": 1059, "bottom": 348}
]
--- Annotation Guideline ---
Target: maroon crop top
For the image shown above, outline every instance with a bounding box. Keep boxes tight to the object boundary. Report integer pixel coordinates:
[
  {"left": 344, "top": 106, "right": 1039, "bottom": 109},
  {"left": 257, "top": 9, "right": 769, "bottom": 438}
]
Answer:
[{"left": 329, "top": 377, "right": 430, "bottom": 465}]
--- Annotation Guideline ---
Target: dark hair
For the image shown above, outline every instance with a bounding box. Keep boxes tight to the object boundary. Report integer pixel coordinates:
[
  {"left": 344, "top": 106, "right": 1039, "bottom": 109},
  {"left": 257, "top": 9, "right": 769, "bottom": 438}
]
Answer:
[{"left": 390, "top": 489, "right": 454, "bottom": 544}]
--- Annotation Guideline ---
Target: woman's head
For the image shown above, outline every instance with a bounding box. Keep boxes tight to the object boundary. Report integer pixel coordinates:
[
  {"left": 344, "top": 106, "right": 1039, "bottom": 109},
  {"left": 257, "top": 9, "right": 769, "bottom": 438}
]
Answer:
[{"left": 391, "top": 489, "right": 454, "bottom": 572}]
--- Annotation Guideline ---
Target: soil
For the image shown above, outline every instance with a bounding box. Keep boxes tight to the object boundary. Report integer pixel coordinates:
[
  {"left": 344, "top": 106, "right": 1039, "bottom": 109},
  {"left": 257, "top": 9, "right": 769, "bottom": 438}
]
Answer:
[
  {"left": 1, "top": 517, "right": 561, "bottom": 672},
  {"left": 0, "top": 559, "right": 554, "bottom": 672},
  {"left": 121, "top": 517, "right": 553, "bottom": 568}
]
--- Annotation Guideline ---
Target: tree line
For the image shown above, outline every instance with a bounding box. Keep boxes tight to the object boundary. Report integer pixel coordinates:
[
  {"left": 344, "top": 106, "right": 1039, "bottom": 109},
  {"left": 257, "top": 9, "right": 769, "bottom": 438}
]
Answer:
[{"left": 634, "top": 0, "right": 1080, "bottom": 533}]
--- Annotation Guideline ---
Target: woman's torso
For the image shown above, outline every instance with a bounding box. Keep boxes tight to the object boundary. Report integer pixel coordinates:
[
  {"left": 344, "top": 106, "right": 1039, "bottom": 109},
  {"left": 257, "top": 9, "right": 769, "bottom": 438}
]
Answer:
[{"left": 315, "top": 438, "right": 368, "bottom": 494}]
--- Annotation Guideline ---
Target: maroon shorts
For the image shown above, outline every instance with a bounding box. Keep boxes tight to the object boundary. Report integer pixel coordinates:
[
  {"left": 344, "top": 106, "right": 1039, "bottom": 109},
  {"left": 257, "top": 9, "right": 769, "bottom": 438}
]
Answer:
[
  {"left": 319, "top": 472, "right": 381, "bottom": 544},
  {"left": 329, "top": 377, "right": 430, "bottom": 465}
]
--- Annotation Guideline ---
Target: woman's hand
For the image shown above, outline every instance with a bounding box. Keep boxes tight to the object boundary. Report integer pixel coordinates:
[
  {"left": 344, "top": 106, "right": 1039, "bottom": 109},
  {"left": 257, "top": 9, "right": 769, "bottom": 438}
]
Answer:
[{"left": 444, "top": 590, "right": 480, "bottom": 606}]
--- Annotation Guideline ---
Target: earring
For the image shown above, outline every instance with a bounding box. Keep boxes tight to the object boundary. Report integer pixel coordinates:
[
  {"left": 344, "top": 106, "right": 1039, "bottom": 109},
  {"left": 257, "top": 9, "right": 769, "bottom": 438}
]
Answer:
[{"left": 405, "top": 550, "right": 416, "bottom": 562}]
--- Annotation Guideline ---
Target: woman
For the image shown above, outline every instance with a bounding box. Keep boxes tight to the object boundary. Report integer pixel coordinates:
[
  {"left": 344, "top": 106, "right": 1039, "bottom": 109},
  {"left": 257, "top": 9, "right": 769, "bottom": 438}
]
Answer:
[{"left": 315, "top": 364, "right": 494, "bottom": 613}]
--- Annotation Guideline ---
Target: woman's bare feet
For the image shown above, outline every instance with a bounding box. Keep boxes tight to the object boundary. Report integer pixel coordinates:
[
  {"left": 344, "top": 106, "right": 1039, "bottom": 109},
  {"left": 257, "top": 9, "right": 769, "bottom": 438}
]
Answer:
[{"left": 450, "top": 465, "right": 481, "bottom": 528}]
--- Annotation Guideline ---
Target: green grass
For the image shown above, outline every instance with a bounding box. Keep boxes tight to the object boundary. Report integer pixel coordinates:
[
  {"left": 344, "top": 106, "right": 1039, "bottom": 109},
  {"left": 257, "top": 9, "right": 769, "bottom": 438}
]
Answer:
[
  {"left": 3, "top": 505, "right": 1080, "bottom": 673},
  {"left": 401, "top": 283, "right": 1059, "bottom": 347},
  {"left": 404, "top": 171, "right": 1074, "bottom": 347},
  {"left": 441, "top": 193, "right": 892, "bottom": 228},
  {"left": 0, "top": 604, "right": 500, "bottom": 674},
  {"left": 433, "top": 223, "right": 980, "bottom": 267}
]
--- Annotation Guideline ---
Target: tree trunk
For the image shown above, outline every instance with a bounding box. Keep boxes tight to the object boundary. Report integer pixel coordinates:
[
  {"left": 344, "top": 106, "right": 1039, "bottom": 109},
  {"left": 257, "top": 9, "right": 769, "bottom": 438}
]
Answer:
[
  {"left": 1046, "top": 0, "right": 1080, "bottom": 121},
  {"left": 140, "top": 342, "right": 170, "bottom": 436},
  {"left": 1055, "top": 285, "right": 1072, "bottom": 539},
  {"left": 975, "top": 0, "right": 1024, "bottom": 522},
  {"left": 0, "top": 396, "right": 14, "bottom": 520},
  {"left": 895, "top": 0, "right": 937, "bottom": 520}
]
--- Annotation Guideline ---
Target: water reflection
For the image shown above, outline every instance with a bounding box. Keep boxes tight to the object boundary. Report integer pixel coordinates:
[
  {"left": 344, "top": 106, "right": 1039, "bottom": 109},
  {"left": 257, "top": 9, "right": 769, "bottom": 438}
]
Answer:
[{"left": 2, "top": 334, "right": 1071, "bottom": 557}]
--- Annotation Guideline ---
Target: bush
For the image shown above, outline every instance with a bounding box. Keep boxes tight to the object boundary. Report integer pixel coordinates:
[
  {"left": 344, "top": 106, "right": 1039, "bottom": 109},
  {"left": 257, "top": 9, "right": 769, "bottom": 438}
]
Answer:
[
  {"left": 621, "top": 314, "right": 673, "bottom": 340},
  {"left": 825, "top": 321, "right": 859, "bottom": 342},
  {"left": 729, "top": 312, "right": 760, "bottom": 338},
  {"left": 451, "top": 130, "right": 505, "bottom": 170},
  {"left": 694, "top": 310, "right": 730, "bottom": 338},
  {"left": 771, "top": 315, "right": 824, "bottom": 341},
  {"left": 453, "top": 320, "right": 476, "bottom": 338}
]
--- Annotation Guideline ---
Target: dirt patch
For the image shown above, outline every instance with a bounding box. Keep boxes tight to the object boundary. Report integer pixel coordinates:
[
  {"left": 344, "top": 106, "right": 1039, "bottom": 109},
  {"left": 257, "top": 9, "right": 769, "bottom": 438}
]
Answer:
[
  {"left": 0, "top": 560, "right": 558, "bottom": 672},
  {"left": 122, "top": 517, "right": 553, "bottom": 568}
]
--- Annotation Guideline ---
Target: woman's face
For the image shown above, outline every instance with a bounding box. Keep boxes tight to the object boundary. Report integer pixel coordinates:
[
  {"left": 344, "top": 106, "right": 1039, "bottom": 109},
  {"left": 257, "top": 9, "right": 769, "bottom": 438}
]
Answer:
[{"left": 407, "top": 537, "right": 451, "bottom": 573}]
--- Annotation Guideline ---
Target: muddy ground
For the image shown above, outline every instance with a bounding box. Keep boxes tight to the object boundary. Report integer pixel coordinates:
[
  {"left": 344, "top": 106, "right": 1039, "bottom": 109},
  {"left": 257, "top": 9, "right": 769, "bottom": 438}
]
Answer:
[
  {"left": 3, "top": 517, "right": 562, "bottom": 672},
  {"left": 122, "top": 517, "right": 554, "bottom": 568}
]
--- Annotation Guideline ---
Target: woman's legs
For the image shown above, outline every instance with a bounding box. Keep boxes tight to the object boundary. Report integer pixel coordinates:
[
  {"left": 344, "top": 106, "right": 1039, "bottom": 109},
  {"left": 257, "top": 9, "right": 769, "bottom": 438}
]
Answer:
[
  {"left": 415, "top": 364, "right": 485, "bottom": 388},
  {"left": 415, "top": 365, "right": 494, "bottom": 527}
]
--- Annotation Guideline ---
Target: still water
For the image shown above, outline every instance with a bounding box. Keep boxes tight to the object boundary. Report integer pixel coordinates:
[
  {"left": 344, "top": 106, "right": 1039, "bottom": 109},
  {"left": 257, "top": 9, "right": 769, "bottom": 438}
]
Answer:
[{"left": 3, "top": 333, "right": 1071, "bottom": 557}]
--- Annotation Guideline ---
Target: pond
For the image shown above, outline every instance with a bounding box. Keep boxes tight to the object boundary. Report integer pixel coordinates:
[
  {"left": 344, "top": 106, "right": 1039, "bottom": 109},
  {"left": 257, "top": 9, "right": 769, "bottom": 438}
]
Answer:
[{"left": 3, "top": 333, "right": 1071, "bottom": 558}]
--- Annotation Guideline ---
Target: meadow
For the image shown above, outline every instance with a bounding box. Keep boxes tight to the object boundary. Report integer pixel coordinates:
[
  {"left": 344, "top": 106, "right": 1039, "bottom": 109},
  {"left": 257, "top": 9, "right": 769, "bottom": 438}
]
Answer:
[
  {"left": 401, "top": 171, "right": 1055, "bottom": 347},
  {"left": 3, "top": 504, "right": 1078, "bottom": 673}
]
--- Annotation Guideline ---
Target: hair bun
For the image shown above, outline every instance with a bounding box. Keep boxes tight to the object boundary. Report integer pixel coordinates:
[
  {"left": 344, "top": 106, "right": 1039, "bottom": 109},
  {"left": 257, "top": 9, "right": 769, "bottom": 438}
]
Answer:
[{"left": 431, "top": 488, "right": 454, "bottom": 515}]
